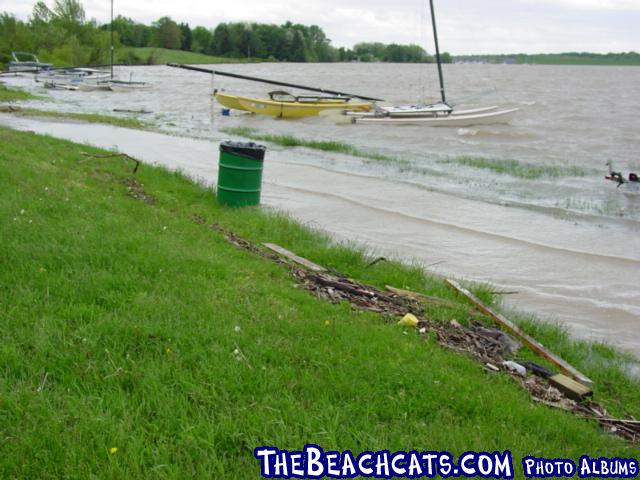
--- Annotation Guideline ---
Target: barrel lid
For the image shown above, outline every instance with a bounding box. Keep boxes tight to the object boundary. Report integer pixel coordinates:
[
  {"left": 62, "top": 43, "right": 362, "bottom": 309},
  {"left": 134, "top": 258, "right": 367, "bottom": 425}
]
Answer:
[{"left": 220, "top": 141, "right": 266, "bottom": 161}]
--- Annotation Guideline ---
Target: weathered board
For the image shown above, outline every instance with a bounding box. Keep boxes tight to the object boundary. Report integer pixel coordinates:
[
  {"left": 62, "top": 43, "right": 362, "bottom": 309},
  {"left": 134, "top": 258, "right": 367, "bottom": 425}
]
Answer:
[
  {"left": 549, "top": 374, "right": 593, "bottom": 401},
  {"left": 445, "top": 279, "right": 593, "bottom": 386},
  {"left": 263, "top": 243, "right": 326, "bottom": 272}
]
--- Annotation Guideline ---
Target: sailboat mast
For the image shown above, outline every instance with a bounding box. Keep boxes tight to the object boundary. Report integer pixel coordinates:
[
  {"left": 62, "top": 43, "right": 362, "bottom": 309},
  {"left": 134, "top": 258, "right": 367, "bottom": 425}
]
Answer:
[
  {"left": 429, "top": 0, "right": 446, "bottom": 104},
  {"left": 110, "top": 0, "right": 114, "bottom": 79}
]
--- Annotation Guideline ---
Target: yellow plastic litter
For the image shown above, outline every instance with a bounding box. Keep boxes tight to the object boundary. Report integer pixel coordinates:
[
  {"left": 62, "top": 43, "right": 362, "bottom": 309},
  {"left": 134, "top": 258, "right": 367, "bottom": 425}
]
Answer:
[{"left": 398, "top": 313, "right": 419, "bottom": 327}]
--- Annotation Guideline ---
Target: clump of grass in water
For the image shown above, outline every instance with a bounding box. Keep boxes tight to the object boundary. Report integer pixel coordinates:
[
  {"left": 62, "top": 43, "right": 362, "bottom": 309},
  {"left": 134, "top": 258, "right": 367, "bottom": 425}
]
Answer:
[
  {"left": 222, "top": 127, "right": 403, "bottom": 165},
  {"left": 0, "top": 84, "right": 43, "bottom": 102},
  {"left": 438, "top": 155, "right": 588, "bottom": 179},
  {"left": 0, "top": 105, "right": 149, "bottom": 130}
]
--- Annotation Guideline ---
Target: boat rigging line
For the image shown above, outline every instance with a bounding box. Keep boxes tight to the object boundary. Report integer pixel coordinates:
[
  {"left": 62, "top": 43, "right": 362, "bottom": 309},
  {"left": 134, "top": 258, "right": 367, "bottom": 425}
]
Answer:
[
  {"left": 166, "top": 63, "right": 384, "bottom": 102},
  {"left": 428, "top": 0, "right": 446, "bottom": 104}
]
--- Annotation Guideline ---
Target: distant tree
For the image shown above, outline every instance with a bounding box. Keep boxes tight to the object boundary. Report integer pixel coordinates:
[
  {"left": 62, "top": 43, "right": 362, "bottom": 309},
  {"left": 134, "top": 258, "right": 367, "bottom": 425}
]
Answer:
[
  {"left": 353, "top": 42, "right": 386, "bottom": 61},
  {"left": 0, "top": 14, "right": 36, "bottom": 63},
  {"left": 31, "top": 1, "right": 53, "bottom": 24},
  {"left": 235, "top": 23, "right": 262, "bottom": 58},
  {"left": 179, "top": 22, "right": 191, "bottom": 51},
  {"left": 289, "top": 29, "right": 306, "bottom": 61},
  {"left": 191, "top": 26, "right": 211, "bottom": 54},
  {"left": 51, "top": 0, "right": 85, "bottom": 28},
  {"left": 439, "top": 51, "right": 452, "bottom": 63},
  {"left": 153, "top": 16, "right": 181, "bottom": 49},
  {"left": 255, "top": 23, "right": 286, "bottom": 59},
  {"left": 211, "top": 23, "right": 233, "bottom": 56}
]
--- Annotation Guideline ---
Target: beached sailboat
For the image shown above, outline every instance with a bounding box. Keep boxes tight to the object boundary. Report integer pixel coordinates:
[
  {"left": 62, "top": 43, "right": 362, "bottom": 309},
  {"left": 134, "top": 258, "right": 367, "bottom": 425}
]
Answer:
[
  {"left": 216, "top": 90, "right": 372, "bottom": 118},
  {"left": 35, "top": 67, "right": 112, "bottom": 90},
  {"left": 350, "top": 0, "right": 518, "bottom": 127}
]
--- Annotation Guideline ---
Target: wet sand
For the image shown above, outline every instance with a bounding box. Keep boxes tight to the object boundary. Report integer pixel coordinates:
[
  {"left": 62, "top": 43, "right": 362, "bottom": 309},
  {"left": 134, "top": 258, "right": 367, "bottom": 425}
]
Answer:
[{"left": 4, "top": 115, "right": 638, "bottom": 358}]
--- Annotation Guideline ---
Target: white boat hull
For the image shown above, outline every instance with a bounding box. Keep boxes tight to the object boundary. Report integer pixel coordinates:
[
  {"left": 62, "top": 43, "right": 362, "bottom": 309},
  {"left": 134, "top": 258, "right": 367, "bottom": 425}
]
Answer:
[
  {"left": 104, "top": 81, "right": 152, "bottom": 92},
  {"left": 347, "top": 105, "right": 499, "bottom": 119},
  {"left": 354, "top": 107, "right": 519, "bottom": 127}
]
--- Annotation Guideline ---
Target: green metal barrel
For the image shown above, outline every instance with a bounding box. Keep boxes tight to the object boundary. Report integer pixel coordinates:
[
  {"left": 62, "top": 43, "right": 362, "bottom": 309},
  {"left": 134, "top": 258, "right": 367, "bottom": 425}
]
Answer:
[{"left": 217, "top": 141, "right": 266, "bottom": 207}]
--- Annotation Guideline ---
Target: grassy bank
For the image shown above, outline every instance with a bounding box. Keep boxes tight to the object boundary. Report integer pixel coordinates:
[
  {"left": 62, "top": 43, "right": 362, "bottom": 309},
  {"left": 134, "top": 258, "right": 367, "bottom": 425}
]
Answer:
[
  {"left": 0, "top": 127, "right": 638, "bottom": 478},
  {"left": 125, "top": 48, "right": 256, "bottom": 65}
]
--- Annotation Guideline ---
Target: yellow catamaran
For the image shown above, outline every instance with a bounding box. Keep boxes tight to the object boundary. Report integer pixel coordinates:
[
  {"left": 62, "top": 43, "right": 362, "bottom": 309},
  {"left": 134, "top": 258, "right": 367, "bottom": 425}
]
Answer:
[{"left": 215, "top": 90, "right": 373, "bottom": 118}]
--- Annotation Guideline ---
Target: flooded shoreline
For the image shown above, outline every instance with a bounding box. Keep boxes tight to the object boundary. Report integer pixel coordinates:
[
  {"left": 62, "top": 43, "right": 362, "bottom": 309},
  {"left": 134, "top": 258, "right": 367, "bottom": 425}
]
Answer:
[{"left": 2, "top": 113, "right": 638, "bottom": 359}]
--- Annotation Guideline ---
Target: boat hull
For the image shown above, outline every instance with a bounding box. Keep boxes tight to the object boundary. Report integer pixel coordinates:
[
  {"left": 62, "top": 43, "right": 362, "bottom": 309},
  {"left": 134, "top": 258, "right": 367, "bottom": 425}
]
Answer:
[
  {"left": 354, "top": 108, "right": 519, "bottom": 127},
  {"left": 216, "top": 92, "right": 372, "bottom": 118},
  {"left": 347, "top": 105, "right": 499, "bottom": 119},
  {"left": 215, "top": 92, "right": 247, "bottom": 111}
]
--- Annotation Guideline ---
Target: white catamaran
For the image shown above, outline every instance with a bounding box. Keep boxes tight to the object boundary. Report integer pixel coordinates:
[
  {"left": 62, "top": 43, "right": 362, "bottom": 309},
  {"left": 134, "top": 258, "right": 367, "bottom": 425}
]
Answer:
[{"left": 350, "top": 0, "right": 519, "bottom": 127}]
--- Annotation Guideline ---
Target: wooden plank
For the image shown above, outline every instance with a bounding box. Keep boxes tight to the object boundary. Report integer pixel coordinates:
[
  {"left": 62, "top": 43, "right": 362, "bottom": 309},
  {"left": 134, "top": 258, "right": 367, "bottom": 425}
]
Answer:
[
  {"left": 445, "top": 279, "right": 593, "bottom": 386},
  {"left": 385, "top": 285, "right": 464, "bottom": 309},
  {"left": 548, "top": 374, "right": 593, "bottom": 402},
  {"left": 263, "top": 243, "right": 326, "bottom": 272}
]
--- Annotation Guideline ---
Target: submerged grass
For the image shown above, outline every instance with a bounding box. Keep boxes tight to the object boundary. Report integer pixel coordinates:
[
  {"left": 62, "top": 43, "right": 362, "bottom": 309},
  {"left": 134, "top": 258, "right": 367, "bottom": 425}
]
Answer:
[
  {"left": 0, "top": 126, "right": 639, "bottom": 477},
  {"left": 0, "top": 83, "right": 42, "bottom": 102},
  {"left": 223, "top": 127, "right": 589, "bottom": 182},
  {"left": 438, "top": 155, "right": 589, "bottom": 179},
  {"left": 222, "top": 126, "right": 402, "bottom": 164},
  {"left": 0, "top": 105, "right": 149, "bottom": 129}
]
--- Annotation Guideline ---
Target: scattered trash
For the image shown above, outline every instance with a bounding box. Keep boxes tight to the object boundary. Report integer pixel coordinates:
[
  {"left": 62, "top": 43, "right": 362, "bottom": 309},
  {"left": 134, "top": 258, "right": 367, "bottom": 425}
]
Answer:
[
  {"left": 502, "top": 360, "right": 527, "bottom": 377},
  {"left": 485, "top": 362, "right": 500, "bottom": 372},
  {"left": 398, "top": 313, "right": 419, "bottom": 327},
  {"left": 474, "top": 326, "right": 521, "bottom": 355},
  {"left": 518, "top": 360, "right": 555, "bottom": 379},
  {"left": 234, "top": 325, "right": 241, "bottom": 333}
]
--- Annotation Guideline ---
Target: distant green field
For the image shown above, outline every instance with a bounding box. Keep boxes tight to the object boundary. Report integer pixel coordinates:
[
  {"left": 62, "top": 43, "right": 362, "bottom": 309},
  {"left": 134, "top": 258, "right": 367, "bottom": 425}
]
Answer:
[
  {"left": 455, "top": 52, "right": 640, "bottom": 66},
  {"left": 122, "top": 47, "right": 256, "bottom": 65}
]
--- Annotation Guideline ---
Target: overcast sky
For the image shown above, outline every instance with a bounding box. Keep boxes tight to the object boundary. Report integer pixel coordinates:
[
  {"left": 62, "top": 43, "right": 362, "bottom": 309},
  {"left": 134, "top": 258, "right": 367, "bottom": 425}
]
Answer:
[{"left": 3, "top": 0, "right": 640, "bottom": 54}]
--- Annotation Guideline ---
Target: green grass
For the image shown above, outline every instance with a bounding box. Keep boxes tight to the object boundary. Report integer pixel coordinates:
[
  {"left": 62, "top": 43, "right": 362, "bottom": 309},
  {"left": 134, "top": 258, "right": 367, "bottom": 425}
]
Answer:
[
  {"left": 0, "top": 83, "right": 42, "bottom": 102},
  {"left": 0, "top": 126, "right": 638, "bottom": 478},
  {"left": 438, "top": 155, "right": 589, "bottom": 179},
  {"left": 126, "top": 47, "right": 256, "bottom": 65},
  {"left": 223, "top": 127, "right": 402, "bottom": 164},
  {"left": 0, "top": 105, "right": 149, "bottom": 129}
]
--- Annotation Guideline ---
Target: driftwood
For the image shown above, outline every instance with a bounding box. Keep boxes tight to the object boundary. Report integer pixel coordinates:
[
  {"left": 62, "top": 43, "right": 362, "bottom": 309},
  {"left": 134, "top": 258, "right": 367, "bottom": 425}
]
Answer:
[
  {"left": 80, "top": 151, "right": 140, "bottom": 173},
  {"left": 445, "top": 279, "right": 592, "bottom": 386}
]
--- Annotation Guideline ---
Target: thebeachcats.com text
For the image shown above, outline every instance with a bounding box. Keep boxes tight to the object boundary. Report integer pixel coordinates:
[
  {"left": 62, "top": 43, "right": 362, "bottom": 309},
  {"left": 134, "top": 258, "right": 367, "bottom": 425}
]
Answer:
[{"left": 253, "top": 445, "right": 639, "bottom": 479}]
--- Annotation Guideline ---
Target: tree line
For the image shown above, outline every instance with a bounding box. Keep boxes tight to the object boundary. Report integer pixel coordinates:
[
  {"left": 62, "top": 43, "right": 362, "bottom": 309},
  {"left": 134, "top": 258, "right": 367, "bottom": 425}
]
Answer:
[{"left": 0, "top": 0, "right": 449, "bottom": 68}]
